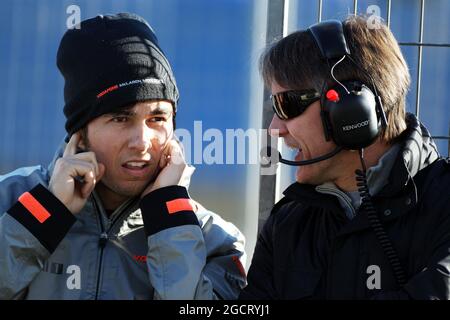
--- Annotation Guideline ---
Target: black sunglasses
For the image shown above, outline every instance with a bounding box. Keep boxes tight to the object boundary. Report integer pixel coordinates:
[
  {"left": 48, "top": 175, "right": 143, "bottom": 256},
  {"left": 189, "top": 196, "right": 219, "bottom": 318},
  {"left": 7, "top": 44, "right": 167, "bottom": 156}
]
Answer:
[{"left": 270, "top": 89, "right": 321, "bottom": 120}]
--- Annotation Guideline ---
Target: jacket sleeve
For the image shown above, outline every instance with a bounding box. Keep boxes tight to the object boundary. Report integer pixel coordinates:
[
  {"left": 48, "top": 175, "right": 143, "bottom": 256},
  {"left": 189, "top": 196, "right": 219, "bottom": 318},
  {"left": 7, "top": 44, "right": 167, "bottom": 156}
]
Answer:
[
  {"left": 239, "top": 213, "right": 277, "bottom": 300},
  {"left": 139, "top": 186, "right": 246, "bottom": 300},
  {"left": 402, "top": 186, "right": 450, "bottom": 300},
  {"left": 0, "top": 183, "right": 76, "bottom": 299},
  {"left": 372, "top": 201, "right": 450, "bottom": 300},
  {"left": 373, "top": 160, "right": 450, "bottom": 300}
]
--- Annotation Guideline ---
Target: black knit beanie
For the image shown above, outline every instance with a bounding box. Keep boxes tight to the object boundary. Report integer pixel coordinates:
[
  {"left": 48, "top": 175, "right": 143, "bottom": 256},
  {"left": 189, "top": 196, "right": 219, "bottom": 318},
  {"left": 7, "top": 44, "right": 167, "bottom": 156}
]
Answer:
[{"left": 57, "top": 13, "right": 179, "bottom": 136}]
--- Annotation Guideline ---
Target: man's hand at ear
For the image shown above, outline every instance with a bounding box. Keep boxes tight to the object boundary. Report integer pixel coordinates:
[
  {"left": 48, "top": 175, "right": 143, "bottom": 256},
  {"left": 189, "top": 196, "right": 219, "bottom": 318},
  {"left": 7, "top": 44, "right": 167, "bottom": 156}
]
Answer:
[
  {"left": 141, "top": 139, "right": 195, "bottom": 197},
  {"left": 49, "top": 132, "right": 106, "bottom": 214}
]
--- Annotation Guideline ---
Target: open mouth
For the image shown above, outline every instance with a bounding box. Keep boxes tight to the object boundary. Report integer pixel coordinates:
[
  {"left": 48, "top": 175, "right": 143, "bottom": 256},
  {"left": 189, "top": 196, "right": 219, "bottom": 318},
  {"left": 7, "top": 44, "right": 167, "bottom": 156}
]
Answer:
[
  {"left": 295, "top": 148, "right": 304, "bottom": 161},
  {"left": 122, "top": 161, "right": 150, "bottom": 171},
  {"left": 120, "top": 160, "right": 152, "bottom": 179},
  {"left": 285, "top": 143, "right": 299, "bottom": 151}
]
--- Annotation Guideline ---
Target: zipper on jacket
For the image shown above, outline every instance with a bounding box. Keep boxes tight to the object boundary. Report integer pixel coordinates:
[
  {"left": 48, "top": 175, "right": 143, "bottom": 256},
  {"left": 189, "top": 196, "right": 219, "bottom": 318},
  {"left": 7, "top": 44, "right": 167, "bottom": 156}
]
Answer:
[
  {"left": 99, "top": 232, "right": 108, "bottom": 247},
  {"left": 91, "top": 195, "right": 138, "bottom": 300},
  {"left": 107, "top": 198, "right": 139, "bottom": 234},
  {"left": 92, "top": 195, "right": 106, "bottom": 300}
]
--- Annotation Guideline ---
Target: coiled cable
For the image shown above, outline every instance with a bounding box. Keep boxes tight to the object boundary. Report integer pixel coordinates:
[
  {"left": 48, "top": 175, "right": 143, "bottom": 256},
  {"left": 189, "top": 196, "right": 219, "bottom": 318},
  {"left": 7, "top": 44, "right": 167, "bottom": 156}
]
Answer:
[{"left": 355, "top": 149, "right": 407, "bottom": 287}]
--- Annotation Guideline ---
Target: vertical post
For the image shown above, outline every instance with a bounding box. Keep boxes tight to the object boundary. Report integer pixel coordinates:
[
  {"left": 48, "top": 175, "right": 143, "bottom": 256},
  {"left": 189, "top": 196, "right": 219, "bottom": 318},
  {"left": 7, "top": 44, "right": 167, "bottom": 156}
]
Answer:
[
  {"left": 275, "top": 0, "right": 294, "bottom": 204},
  {"left": 353, "top": 0, "right": 358, "bottom": 15},
  {"left": 448, "top": 123, "right": 450, "bottom": 158},
  {"left": 415, "top": 0, "right": 425, "bottom": 118},
  {"left": 258, "top": 0, "right": 285, "bottom": 233},
  {"left": 318, "top": 0, "right": 323, "bottom": 22},
  {"left": 387, "top": 0, "right": 392, "bottom": 28}
]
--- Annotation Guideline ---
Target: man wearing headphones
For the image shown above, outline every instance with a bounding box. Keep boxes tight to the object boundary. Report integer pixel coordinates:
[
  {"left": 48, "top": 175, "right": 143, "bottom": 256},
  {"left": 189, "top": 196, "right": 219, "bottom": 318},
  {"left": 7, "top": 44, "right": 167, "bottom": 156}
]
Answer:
[{"left": 240, "top": 16, "right": 450, "bottom": 299}]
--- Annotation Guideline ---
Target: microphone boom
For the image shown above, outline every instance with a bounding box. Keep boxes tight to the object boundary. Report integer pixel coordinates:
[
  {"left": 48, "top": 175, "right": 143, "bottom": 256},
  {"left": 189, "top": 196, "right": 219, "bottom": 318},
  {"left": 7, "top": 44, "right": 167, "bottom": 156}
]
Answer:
[{"left": 263, "top": 146, "right": 342, "bottom": 166}]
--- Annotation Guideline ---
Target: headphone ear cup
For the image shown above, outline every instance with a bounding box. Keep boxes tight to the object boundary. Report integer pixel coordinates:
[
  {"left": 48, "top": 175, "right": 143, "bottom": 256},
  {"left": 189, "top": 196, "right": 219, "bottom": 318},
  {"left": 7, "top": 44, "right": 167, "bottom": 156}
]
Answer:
[{"left": 326, "top": 82, "right": 380, "bottom": 149}]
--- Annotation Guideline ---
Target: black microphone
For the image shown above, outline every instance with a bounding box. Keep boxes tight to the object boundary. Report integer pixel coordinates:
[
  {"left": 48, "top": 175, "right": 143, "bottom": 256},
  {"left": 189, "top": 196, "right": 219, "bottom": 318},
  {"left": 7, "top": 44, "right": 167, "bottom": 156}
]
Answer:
[{"left": 262, "top": 146, "right": 343, "bottom": 166}]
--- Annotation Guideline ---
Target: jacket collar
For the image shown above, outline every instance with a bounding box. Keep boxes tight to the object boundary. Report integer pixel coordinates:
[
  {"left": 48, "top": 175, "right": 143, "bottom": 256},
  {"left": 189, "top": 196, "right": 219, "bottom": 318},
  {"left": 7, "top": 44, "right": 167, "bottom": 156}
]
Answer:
[
  {"left": 281, "top": 113, "right": 440, "bottom": 235},
  {"left": 282, "top": 182, "right": 346, "bottom": 218},
  {"left": 377, "top": 113, "right": 439, "bottom": 196}
]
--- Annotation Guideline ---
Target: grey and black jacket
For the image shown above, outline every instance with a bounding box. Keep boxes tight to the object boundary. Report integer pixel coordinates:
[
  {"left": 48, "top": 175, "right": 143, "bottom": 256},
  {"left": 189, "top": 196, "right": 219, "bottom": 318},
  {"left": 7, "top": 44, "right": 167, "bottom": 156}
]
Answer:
[
  {"left": 0, "top": 142, "right": 246, "bottom": 300},
  {"left": 241, "top": 113, "right": 450, "bottom": 300}
]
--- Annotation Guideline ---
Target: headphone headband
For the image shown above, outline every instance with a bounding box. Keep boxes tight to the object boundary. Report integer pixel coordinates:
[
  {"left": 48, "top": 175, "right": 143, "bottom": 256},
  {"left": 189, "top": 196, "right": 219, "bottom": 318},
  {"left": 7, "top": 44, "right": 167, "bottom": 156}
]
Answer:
[{"left": 308, "top": 20, "right": 350, "bottom": 60}]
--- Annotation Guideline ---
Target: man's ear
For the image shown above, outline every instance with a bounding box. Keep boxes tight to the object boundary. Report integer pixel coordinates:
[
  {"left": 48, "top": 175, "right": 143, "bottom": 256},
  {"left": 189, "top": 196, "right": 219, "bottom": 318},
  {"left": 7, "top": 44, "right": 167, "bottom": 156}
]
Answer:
[{"left": 77, "top": 129, "right": 88, "bottom": 152}]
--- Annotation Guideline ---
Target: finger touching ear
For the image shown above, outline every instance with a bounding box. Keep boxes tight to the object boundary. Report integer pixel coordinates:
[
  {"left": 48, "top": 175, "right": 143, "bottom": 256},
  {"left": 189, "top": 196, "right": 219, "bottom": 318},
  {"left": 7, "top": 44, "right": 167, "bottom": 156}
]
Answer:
[
  {"left": 159, "top": 144, "right": 171, "bottom": 169},
  {"left": 63, "top": 132, "right": 80, "bottom": 157}
]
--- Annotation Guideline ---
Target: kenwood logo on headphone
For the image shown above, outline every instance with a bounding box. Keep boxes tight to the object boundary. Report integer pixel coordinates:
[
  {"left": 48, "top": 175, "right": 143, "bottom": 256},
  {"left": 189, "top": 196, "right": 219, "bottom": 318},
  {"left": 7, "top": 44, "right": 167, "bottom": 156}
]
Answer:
[{"left": 342, "top": 120, "right": 370, "bottom": 131}]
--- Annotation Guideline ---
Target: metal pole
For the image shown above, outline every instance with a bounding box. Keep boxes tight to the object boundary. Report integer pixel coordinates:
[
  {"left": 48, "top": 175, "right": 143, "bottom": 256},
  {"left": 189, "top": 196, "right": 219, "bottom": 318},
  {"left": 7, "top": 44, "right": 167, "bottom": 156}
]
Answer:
[
  {"left": 399, "top": 42, "right": 450, "bottom": 47},
  {"left": 258, "top": 0, "right": 285, "bottom": 233},
  {"left": 415, "top": 0, "right": 425, "bottom": 119},
  {"left": 387, "top": 0, "right": 391, "bottom": 28},
  {"left": 318, "top": 0, "right": 323, "bottom": 22},
  {"left": 353, "top": 0, "right": 358, "bottom": 15}
]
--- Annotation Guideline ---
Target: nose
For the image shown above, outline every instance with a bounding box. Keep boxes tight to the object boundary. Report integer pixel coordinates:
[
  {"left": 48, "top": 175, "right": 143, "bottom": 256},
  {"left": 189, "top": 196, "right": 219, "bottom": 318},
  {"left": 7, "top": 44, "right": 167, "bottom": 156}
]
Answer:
[
  {"left": 268, "top": 114, "right": 288, "bottom": 137},
  {"left": 128, "top": 122, "right": 154, "bottom": 153}
]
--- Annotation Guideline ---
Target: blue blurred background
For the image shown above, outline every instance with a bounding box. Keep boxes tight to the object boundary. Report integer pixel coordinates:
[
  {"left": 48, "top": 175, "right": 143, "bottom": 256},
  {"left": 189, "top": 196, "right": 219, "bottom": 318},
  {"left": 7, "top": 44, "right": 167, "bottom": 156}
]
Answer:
[{"left": 1, "top": 0, "right": 449, "bottom": 267}]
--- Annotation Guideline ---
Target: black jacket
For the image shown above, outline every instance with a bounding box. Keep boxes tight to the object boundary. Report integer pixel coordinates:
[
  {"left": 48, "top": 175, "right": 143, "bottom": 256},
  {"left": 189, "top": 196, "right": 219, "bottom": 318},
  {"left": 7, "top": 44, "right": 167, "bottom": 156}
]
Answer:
[{"left": 241, "top": 115, "right": 450, "bottom": 300}]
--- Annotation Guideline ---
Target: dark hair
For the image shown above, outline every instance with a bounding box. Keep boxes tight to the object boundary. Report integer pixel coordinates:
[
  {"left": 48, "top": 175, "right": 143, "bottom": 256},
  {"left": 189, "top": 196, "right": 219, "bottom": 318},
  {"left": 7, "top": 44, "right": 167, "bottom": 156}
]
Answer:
[{"left": 260, "top": 15, "right": 410, "bottom": 142}]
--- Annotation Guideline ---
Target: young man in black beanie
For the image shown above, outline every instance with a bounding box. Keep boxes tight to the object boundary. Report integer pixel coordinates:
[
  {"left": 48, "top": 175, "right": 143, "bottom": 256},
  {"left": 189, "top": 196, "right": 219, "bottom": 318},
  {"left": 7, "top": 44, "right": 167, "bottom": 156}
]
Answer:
[{"left": 0, "top": 13, "right": 246, "bottom": 300}]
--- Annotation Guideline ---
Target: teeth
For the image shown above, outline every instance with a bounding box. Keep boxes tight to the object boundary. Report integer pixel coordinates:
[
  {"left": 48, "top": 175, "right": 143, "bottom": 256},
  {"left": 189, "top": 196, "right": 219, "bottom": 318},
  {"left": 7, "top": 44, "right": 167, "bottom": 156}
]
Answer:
[
  {"left": 286, "top": 145, "right": 298, "bottom": 151},
  {"left": 126, "top": 162, "right": 146, "bottom": 168}
]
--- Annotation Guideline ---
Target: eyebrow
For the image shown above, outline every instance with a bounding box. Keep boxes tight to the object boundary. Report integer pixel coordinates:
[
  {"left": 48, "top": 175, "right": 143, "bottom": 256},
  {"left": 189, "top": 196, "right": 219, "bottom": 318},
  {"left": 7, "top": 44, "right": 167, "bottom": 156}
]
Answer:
[{"left": 108, "top": 106, "right": 171, "bottom": 117}]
